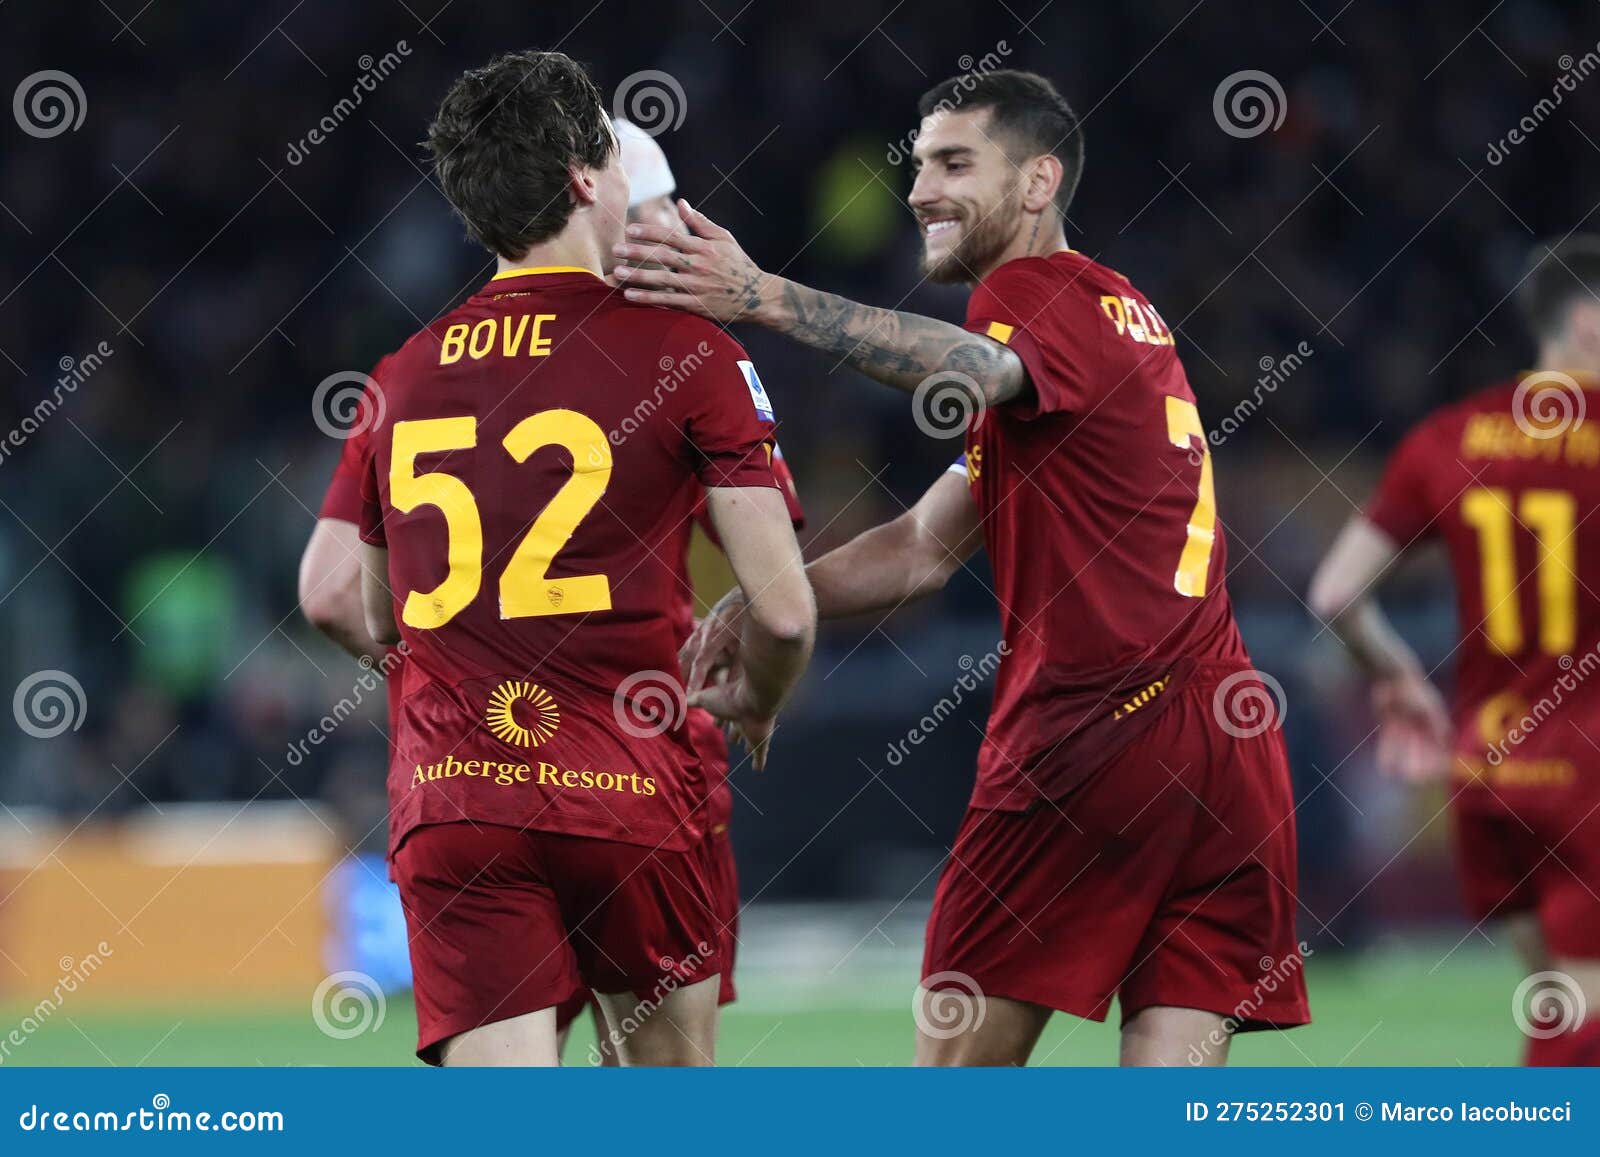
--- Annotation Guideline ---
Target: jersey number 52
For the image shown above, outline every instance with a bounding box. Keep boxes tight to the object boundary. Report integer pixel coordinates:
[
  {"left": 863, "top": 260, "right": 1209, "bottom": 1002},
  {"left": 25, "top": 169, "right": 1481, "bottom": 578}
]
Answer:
[{"left": 388, "top": 410, "right": 613, "bottom": 629}]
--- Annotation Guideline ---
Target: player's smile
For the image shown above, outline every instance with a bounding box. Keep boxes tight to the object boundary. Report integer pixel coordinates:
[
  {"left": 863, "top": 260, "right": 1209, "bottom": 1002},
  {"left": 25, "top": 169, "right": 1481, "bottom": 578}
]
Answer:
[{"left": 918, "top": 208, "right": 965, "bottom": 257}]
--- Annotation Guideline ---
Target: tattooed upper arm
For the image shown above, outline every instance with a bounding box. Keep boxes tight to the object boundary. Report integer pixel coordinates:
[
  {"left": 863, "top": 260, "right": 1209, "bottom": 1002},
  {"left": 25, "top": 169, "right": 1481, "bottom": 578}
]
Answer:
[
  {"left": 945, "top": 337, "right": 1030, "bottom": 407},
  {"left": 771, "top": 279, "right": 1033, "bottom": 405}
]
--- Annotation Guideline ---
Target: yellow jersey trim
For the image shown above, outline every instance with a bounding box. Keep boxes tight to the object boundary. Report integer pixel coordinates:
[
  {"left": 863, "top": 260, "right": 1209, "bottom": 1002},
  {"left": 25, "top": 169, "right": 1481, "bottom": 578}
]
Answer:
[
  {"left": 491, "top": 266, "right": 600, "bottom": 281},
  {"left": 986, "top": 321, "right": 1015, "bottom": 344}
]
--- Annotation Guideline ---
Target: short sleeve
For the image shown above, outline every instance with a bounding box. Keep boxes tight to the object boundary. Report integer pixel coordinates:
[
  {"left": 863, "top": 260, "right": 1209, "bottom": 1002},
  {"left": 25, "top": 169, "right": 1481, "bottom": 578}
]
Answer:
[
  {"left": 320, "top": 358, "right": 387, "bottom": 524},
  {"left": 770, "top": 442, "right": 805, "bottom": 529},
  {"left": 318, "top": 422, "right": 372, "bottom": 523},
  {"left": 1366, "top": 420, "right": 1444, "bottom": 545},
  {"left": 964, "top": 260, "right": 1101, "bottom": 419},
  {"left": 358, "top": 443, "right": 386, "bottom": 547},
  {"left": 665, "top": 319, "right": 782, "bottom": 492}
]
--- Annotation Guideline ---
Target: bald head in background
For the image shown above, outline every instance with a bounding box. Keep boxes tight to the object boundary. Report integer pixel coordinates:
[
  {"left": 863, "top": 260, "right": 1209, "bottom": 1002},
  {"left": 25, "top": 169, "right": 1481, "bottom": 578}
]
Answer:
[{"left": 614, "top": 118, "right": 678, "bottom": 231}]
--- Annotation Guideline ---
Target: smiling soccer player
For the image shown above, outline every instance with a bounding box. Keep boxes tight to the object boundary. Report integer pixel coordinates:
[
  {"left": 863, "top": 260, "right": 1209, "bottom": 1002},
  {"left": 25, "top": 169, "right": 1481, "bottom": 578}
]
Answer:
[{"left": 629, "top": 70, "right": 1309, "bottom": 1066}]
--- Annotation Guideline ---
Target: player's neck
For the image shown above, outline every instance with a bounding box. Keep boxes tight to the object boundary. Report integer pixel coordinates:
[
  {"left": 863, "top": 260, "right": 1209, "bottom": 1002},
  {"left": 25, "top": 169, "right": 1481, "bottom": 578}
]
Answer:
[
  {"left": 497, "top": 232, "right": 606, "bottom": 280},
  {"left": 977, "top": 214, "right": 1070, "bottom": 281}
]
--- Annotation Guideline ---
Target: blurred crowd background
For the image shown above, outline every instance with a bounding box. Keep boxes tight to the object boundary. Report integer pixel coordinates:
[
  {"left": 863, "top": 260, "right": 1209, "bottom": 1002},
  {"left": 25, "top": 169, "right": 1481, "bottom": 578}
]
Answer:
[{"left": 4, "top": 0, "right": 1598, "bottom": 954}]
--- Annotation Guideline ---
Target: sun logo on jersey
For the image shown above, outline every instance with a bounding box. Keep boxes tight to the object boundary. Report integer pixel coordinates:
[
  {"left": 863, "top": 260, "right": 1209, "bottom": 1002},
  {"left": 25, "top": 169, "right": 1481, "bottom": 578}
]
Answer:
[
  {"left": 1476, "top": 691, "right": 1526, "bottom": 748},
  {"left": 486, "top": 681, "right": 561, "bottom": 748}
]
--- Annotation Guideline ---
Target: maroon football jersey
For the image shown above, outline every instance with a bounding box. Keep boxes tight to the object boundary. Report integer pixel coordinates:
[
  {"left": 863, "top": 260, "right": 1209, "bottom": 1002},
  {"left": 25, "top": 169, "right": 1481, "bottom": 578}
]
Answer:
[
  {"left": 1367, "top": 373, "right": 1600, "bottom": 789},
  {"left": 958, "top": 250, "right": 1250, "bottom": 811},
  {"left": 318, "top": 406, "right": 375, "bottom": 525},
  {"left": 359, "top": 267, "right": 781, "bottom": 854}
]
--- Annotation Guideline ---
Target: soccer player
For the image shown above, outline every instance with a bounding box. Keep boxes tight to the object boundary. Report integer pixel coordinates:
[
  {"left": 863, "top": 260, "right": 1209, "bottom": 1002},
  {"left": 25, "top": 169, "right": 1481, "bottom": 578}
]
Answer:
[
  {"left": 553, "top": 118, "right": 808, "bottom": 1062},
  {"left": 1309, "top": 237, "right": 1600, "bottom": 1066},
  {"left": 357, "top": 50, "right": 814, "bottom": 1067},
  {"left": 618, "top": 70, "right": 1308, "bottom": 1065}
]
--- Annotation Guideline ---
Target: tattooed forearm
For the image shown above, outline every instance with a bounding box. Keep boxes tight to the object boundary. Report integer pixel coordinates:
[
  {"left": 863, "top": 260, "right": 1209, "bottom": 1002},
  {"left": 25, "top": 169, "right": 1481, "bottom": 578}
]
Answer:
[{"left": 760, "top": 277, "right": 1030, "bottom": 405}]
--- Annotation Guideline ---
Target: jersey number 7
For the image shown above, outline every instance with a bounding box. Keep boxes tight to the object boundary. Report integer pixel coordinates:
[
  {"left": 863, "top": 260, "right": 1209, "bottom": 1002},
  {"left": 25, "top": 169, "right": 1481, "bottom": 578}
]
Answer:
[
  {"left": 388, "top": 410, "right": 613, "bottom": 629},
  {"left": 1165, "top": 396, "right": 1217, "bottom": 597}
]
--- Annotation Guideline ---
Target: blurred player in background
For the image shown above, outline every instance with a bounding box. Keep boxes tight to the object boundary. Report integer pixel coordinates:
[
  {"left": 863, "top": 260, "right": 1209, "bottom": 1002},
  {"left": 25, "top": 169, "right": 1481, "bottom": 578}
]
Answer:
[
  {"left": 553, "top": 118, "right": 808, "bottom": 1062},
  {"left": 1310, "top": 237, "right": 1600, "bottom": 1065},
  {"left": 357, "top": 50, "right": 814, "bottom": 1066},
  {"left": 623, "top": 70, "right": 1308, "bottom": 1065}
]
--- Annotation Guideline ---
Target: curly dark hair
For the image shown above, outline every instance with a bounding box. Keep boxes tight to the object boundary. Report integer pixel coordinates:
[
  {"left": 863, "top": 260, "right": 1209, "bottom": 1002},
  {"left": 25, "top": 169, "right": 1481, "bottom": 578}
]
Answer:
[{"left": 427, "top": 50, "right": 616, "bottom": 260}]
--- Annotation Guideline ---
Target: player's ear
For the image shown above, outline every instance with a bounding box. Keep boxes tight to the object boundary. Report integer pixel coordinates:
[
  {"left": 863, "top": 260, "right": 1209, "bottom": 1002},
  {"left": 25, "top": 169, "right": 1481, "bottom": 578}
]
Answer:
[
  {"left": 1021, "top": 154, "right": 1062, "bottom": 216},
  {"left": 568, "top": 163, "right": 600, "bottom": 207}
]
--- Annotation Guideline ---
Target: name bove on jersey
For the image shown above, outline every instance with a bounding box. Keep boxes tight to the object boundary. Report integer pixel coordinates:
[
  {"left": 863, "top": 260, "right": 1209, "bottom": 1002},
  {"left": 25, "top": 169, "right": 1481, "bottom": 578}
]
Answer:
[{"left": 358, "top": 267, "right": 782, "bottom": 855}]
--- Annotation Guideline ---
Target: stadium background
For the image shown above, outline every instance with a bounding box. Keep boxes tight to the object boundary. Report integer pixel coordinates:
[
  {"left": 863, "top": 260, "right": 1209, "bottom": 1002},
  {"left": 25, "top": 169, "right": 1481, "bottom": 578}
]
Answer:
[{"left": 0, "top": 0, "right": 1593, "bottom": 1064}]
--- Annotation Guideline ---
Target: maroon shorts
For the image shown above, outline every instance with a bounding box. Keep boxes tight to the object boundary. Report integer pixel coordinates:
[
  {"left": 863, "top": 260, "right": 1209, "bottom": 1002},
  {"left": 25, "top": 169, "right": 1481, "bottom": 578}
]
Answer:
[
  {"left": 1452, "top": 786, "right": 1600, "bottom": 959},
  {"left": 707, "top": 824, "right": 740, "bottom": 1005},
  {"left": 923, "top": 675, "right": 1309, "bottom": 1030},
  {"left": 395, "top": 821, "right": 721, "bottom": 1063},
  {"left": 555, "top": 823, "right": 741, "bottom": 1034}
]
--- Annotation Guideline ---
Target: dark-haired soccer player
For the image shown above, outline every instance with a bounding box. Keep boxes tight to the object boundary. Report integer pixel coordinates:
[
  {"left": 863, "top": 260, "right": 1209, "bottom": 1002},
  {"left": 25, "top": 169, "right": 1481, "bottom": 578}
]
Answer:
[
  {"left": 358, "top": 50, "right": 814, "bottom": 1067},
  {"left": 552, "top": 118, "right": 808, "bottom": 1062},
  {"left": 620, "top": 70, "right": 1307, "bottom": 1065},
  {"left": 1310, "top": 237, "right": 1600, "bottom": 1066}
]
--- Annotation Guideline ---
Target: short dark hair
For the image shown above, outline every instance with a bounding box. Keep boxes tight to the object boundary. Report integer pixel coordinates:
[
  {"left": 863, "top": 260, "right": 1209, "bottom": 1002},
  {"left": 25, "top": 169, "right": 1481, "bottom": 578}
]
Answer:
[
  {"left": 427, "top": 50, "right": 615, "bottom": 260},
  {"left": 916, "top": 69, "right": 1084, "bottom": 215},
  {"left": 1517, "top": 236, "right": 1600, "bottom": 342}
]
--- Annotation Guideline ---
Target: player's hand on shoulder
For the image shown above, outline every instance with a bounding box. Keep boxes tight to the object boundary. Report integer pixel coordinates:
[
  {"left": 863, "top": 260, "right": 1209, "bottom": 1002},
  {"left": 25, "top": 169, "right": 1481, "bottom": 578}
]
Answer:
[
  {"left": 613, "top": 200, "right": 771, "bottom": 323},
  {"left": 1371, "top": 671, "right": 1453, "bottom": 784}
]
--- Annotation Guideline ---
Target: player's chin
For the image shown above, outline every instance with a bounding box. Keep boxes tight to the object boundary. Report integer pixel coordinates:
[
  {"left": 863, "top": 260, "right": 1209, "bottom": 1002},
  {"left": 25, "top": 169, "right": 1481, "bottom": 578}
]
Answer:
[{"left": 920, "top": 245, "right": 967, "bottom": 285}]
